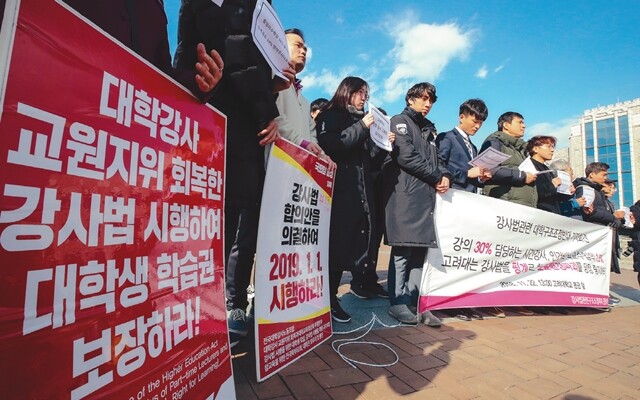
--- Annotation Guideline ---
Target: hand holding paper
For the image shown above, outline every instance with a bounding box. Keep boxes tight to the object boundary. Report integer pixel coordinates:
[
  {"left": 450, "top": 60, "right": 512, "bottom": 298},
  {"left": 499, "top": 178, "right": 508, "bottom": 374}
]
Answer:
[{"left": 369, "top": 104, "right": 392, "bottom": 151}]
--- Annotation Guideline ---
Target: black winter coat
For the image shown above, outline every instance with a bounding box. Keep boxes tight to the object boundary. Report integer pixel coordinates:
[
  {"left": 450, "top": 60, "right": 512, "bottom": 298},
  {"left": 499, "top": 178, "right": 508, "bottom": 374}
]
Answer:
[
  {"left": 383, "top": 107, "right": 450, "bottom": 247},
  {"left": 174, "top": 0, "right": 279, "bottom": 205},
  {"left": 316, "top": 107, "right": 377, "bottom": 271},
  {"left": 532, "top": 158, "right": 569, "bottom": 214},
  {"left": 574, "top": 177, "right": 622, "bottom": 273}
]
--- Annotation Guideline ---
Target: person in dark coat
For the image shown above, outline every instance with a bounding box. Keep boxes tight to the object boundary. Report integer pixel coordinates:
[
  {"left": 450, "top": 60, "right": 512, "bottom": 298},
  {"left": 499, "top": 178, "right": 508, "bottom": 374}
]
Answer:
[
  {"left": 63, "top": 0, "right": 223, "bottom": 99},
  {"left": 316, "top": 76, "right": 383, "bottom": 323},
  {"left": 629, "top": 200, "right": 640, "bottom": 286},
  {"left": 602, "top": 180, "right": 623, "bottom": 275},
  {"left": 526, "top": 135, "right": 564, "bottom": 214},
  {"left": 173, "top": 0, "right": 295, "bottom": 347},
  {"left": 574, "top": 162, "right": 626, "bottom": 307},
  {"left": 383, "top": 82, "right": 451, "bottom": 325}
]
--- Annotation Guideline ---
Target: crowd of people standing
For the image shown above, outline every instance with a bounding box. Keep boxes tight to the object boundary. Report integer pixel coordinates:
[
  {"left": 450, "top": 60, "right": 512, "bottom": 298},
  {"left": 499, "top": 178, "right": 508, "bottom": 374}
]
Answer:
[{"left": 59, "top": 1, "right": 640, "bottom": 349}]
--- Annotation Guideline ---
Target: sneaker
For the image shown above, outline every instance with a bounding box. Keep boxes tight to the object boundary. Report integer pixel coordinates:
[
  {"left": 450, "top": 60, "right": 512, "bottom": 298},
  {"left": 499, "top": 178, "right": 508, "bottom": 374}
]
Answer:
[
  {"left": 349, "top": 284, "right": 375, "bottom": 299},
  {"left": 464, "top": 308, "right": 484, "bottom": 320},
  {"left": 420, "top": 310, "right": 442, "bottom": 327},
  {"left": 443, "top": 309, "right": 471, "bottom": 321},
  {"left": 227, "top": 308, "right": 248, "bottom": 348},
  {"left": 330, "top": 299, "right": 351, "bottom": 323},
  {"left": 484, "top": 307, "right": 506, "bottom": 318},
  {"left": 366, "top": 283, "right": 389, "bottom": 299},
  {"left": 389, "top": 304, "right": 418, "bottom": 325},
  {"left": 512, "top": 307, "right": 534, "bottom": 316}
]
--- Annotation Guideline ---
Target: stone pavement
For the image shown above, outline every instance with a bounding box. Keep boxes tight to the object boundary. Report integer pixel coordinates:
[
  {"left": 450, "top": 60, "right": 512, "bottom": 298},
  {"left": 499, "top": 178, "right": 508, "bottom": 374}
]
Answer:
[{"left": 231, "top": 245, "right": 640, "bottom": 399}]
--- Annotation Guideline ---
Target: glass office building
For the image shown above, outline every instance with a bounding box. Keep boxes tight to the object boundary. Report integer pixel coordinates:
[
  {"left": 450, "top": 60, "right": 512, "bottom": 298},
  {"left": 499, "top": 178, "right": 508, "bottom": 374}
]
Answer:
[{"left": 569, "top": 98, "right": 640, "bottom": 208}]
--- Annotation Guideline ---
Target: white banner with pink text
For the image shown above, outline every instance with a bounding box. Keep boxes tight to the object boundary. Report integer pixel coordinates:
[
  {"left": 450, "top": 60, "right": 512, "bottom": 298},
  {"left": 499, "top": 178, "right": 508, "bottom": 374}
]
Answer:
[{"left": 419, "top": 190, "right": 612, "bottom": 312}]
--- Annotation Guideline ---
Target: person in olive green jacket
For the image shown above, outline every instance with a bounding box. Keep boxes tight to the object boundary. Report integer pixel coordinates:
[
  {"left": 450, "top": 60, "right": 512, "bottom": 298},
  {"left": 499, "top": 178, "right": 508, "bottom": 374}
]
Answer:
[{"left": 479, "top": 111, "right": 538, "bottom": 207}]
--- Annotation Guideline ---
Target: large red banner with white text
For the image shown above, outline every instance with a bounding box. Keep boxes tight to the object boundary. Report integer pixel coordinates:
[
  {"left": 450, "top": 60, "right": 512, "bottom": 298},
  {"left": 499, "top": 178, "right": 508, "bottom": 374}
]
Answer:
[{"left": 0, "top": 1, "right": 234, "bottom": 399}]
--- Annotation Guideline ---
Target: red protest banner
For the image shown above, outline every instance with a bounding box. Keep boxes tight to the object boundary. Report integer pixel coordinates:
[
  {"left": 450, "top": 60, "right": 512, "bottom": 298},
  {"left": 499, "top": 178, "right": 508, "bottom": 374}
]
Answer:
[{"left": 0, "top": 1, "right": 234, "bottom": 399}]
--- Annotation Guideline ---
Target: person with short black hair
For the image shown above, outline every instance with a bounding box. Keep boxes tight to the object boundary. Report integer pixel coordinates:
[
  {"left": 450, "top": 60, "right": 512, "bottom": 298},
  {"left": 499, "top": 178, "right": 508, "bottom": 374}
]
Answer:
[
  {"left": 575, "top": 162, "right": 626, "bottom": 307},
  {"left": 436, "top": 98, "right": 492, "bottom": 193},
  {"left": 272, "top": 28, "right": 334, "bottom": 167},
  {"left": 480, "top": 111, "right": 538, "bottom": 207},
  {"left": 526, "top": 135, "right": 564, "bottom": 214},
  {"left": 383, "top": 82, "right": 450, "bottom": 326}
]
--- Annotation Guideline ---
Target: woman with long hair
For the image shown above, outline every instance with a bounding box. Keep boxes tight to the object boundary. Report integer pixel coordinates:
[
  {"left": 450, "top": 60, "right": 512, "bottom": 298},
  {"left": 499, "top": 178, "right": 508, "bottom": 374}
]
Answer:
[{"left": 315, "top": 77, "right": 386, "bottom": 322}]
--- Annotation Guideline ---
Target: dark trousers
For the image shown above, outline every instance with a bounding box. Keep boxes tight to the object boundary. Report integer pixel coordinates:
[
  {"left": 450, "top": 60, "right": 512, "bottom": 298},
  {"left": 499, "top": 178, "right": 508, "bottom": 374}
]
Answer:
[
  {"left": 224, "top": 204, "right": 260, "bottom": 311},
  {"left": 388, "top": 246, "right": 426, "bottom": 306}
]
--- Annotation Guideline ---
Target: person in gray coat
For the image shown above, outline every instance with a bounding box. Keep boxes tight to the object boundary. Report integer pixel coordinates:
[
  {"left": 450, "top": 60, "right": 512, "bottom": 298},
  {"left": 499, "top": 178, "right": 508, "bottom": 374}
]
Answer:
[{"left": 383, "top": 82, "right": 451, "bottom": 325}]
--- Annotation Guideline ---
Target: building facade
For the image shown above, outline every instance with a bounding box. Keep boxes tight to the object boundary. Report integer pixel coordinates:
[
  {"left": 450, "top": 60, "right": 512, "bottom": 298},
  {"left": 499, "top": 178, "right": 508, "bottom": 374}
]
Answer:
[{"left": 569, "top": 98, "right": 640, "bottom": 209}]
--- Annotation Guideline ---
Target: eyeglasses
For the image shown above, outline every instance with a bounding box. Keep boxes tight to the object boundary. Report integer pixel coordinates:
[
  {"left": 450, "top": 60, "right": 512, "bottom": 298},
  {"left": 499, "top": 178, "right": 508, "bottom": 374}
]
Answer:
[{"left": 355, "top": 89, "right": 369, "bottom": 101}]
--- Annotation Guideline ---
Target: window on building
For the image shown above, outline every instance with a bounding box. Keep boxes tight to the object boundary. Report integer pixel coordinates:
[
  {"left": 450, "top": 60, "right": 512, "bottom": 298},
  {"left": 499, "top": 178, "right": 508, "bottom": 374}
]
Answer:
[
  {"left": 585, "top": 121, "right": 594, "bottom": 148},
  {"left": 622, "top": 172, "right": 633, "bottom": 206},
  {"left": 619, "top": 115, "right": 629, "bottom": 144},
  {"left": 596, "top": 118, "right": 616, "bottom": 147}
]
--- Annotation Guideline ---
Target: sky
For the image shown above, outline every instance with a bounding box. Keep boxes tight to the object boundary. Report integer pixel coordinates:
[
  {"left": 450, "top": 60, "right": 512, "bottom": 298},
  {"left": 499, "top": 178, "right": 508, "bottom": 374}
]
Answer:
[{"left": 165, "top": 0, "right": 640, "bottom": 149}]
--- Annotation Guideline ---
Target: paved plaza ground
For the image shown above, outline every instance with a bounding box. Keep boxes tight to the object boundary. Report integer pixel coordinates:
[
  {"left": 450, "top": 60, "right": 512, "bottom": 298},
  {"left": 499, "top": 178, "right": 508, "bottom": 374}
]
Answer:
[{"left": 231, "top": 244, "right": 640, "bottom": 399}]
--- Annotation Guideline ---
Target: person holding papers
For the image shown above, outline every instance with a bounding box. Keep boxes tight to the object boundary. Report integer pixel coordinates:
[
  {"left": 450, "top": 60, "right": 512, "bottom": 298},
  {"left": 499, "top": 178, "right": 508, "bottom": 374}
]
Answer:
[
  {"left": 316, "top": 77, "right": 387, "bottom": 323},
  {"left": 549, "top": 159, "right": 590, "bottom": 219},
  {"left": 526, "top": 135, "right": 565, "bottom": 214},
  {"left": 480, "top": 112, "right": 537, "bottom": 316},
  {"left": 574, "top": 162, "right": 626, "bottom": 308},
  {"left": 602, "top": 180, "right": 624, "bottom": 279},
  {"left": 480, "top": 112, "right": 538, "bottom": 207},
  {"left": 174, "top": 0, "right": 295, "bottom": 348},
  {"left": 435, "top": 99, "right": 491, "bottom": 320},
  {"left": 383, "top": 82, "right": 451, "bottom": 326},
  {"left": 436, "top": 98, "right": 492, "bottom": 193}
]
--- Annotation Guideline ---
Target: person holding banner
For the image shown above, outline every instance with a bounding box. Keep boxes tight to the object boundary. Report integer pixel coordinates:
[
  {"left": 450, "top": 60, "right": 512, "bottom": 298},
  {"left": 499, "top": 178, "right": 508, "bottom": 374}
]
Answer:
[
  {"left": 480, "top": 111, "right": 538, "bottom": 207},
  {"left": 173, "top": 0, "right": 296, "bottom": 346},
  {"left": 436, "top": 98, "right": 492, "bottom": 194},
  {"left": 383, "top": 82, "right": 451, "bottom": 326},
  {"left": 316, "top": 77, "right": 385, "bottom": 322},
  {"left": 64, "top": 0, "right": 224, "bottom": 99},
  {"left": 273, "top": 28, "right": 334, "bottom": 168}
]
